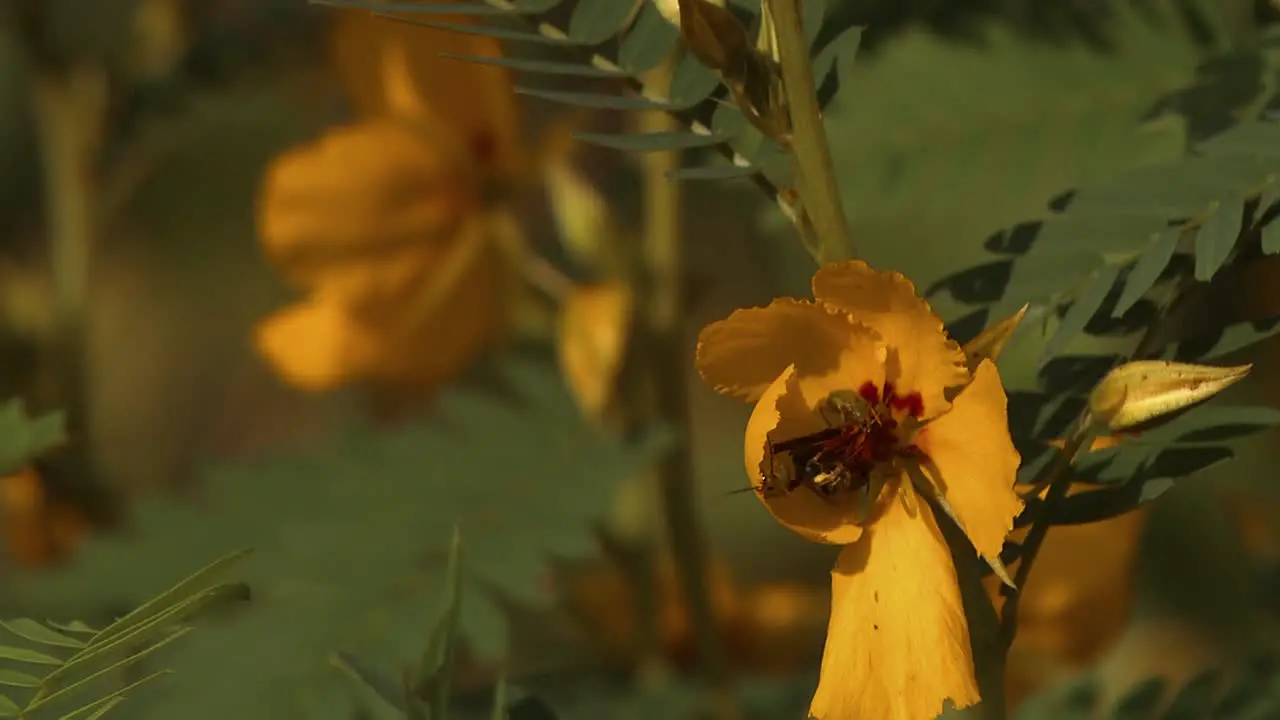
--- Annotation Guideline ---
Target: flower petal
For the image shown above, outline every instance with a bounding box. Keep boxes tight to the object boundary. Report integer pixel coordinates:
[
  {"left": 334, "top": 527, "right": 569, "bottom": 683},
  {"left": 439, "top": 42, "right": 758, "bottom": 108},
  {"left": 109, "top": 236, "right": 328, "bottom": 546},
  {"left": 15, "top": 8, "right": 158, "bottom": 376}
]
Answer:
[
  {"left": 810, "top": 490, "right": 979, "bottom": 720},
  {"left": 697, "top": 299, "right": 856, "bottom": 403},
  {"left": 259, "top": 121, "right": 472, "bottom": 282},
  {"left": 917, "top": 359, "right": 1022, "bottom": 562},
  {"left": 812, "top": 261, "right": 967, "bottom": 419},
  {"left": 254, "top": 298, "right": 378, "bottom": 391},
  {"left": 743, "top": 327, "right": 886, "bottom": 545},
  {"left": 330, "top": 5, "right": 524, "bottom": 181}
]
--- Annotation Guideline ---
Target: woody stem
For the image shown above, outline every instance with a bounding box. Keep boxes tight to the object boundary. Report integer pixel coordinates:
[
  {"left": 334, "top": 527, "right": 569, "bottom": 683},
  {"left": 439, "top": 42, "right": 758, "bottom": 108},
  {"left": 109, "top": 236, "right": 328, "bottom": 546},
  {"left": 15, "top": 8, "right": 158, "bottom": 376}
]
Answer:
[
  {"left": 769, "top": 0, "right": 857, "bottom": 263},
  {"left": 997, "top": 418, "right": 1094, "bottom": 650},
  {"left": 637, "top": 56, "right": 733, "bottom": 703}
]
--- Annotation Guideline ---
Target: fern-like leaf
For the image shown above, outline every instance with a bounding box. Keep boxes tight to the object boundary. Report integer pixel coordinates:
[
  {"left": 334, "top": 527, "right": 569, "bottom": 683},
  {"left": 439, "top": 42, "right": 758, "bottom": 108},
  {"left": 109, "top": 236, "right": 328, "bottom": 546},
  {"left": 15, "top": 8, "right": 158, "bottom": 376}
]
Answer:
[{"left": 3, "top": 352, "right": 668, "bottom": 719}]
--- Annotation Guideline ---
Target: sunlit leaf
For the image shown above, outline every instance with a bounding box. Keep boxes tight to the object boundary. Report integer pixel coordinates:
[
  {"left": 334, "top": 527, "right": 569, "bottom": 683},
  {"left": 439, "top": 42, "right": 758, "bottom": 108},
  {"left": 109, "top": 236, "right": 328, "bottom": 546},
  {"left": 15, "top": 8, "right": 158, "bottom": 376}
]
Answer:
[
  {"left": 1193, "top": 197, "right": 1245, "bottom": 280},
  {"left": 0, "top": 619, "right": 85, "bottom": 649},
  {"left": 1042, "top": 263, "right": 1122, "bottom": 361},
  {"left": 1113, "top": 227, "right": 1179, "bottom": 316}
]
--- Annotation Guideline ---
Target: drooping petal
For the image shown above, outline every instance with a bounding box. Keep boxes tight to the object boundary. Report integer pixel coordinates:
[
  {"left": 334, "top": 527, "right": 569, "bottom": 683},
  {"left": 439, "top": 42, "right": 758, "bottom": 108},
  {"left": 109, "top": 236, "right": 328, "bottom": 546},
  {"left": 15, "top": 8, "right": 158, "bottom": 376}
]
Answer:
[
  {"left": 697, "top": 299, "right": 857, "bottom": 403},
  {"left": 258, "top": 121, "right": 472, "bottom": 286},
  {"left": 916, "top": 360, "right": 1022, "bottom": 562},
  {"left": 254, "top": 298, "right": 379, "bottom": 391},
  {"left": 810, "top": 490, "right": 980, "bottom": 720},
  {"left": 812, "top": 261, "right": 967, "bottom": 419},
  {"left": 743, "top": 327, "right": 886, "bottom": 545}
]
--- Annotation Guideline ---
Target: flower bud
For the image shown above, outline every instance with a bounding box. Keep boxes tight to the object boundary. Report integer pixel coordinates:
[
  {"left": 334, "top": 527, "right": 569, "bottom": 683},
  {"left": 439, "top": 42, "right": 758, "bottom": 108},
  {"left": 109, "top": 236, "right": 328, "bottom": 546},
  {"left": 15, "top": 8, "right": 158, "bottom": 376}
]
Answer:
[{"left": 1089, "top": 360, "right": 1251, "bottom": 431}]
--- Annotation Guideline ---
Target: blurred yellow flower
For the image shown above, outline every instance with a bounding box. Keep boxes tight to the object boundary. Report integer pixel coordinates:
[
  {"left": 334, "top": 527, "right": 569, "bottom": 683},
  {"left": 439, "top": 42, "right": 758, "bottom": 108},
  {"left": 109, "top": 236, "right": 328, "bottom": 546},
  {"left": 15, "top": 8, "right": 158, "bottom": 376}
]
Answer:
[
  {"left": 696, "top": 260, "right": 1022, "bottom": 720},
  {"left": 254, "top": 4, "right": 524, "bottom": 405},
  {"left": 1, "top": 466, "right": 88, "bottom": 567},
  {"left": 556, "top": 282, "right": 632, "bottom": 422}
]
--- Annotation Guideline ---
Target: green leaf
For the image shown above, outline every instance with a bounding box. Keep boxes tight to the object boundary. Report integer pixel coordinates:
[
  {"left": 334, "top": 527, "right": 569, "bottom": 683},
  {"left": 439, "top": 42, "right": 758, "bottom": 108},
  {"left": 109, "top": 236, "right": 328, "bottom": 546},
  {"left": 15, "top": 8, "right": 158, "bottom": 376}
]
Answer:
[
  {"left": 1262, "top": 216, "right": 1280, "bottom": 255},
  {"left": 0, "top": 669, "right": 40, "bottom": 688},
  {"left": 422, "top": 526, "right": 463, "bottom": 718},
  {"left": 1169, "top": 318, "right": 1280, "bottom": 360},
  {"left": 309, "top": 1, "right": 513, "bottom": 16},
  {"left": 514, "top": 87, "right": 680, "bottom": 111},
  {"left": 0, "top": 400, "right": 65, "bottom": 475},
  {"left": 1159, "top": 669, "right": 1221, "bottom": 719},
  {"left": 1114, "top": 227, "right": 1180, "bottom": 316},
  {"left": 567, "top": 0, "right": 636, "bottom": 45},
  {"left": 0, "top": 646, "right": 61, "bottom": 665},
  {"left": 666, "top": 163, "right": 760, "bottom": 181},
  {"left": 574, "top": 131, "right": 731, "bottom": 152},
  {"left": 1111, "top": 677, "right": 1166, "bottom": 719},
  {"left": 52, "top": 669, "right": 172, "bottom": 720},
  {"left": 329, "top": 651, "right": 404, "bottom": 713},
  {"left": 1042, "top": 263, "right": 1123, "bottom": 361},
  {"left": 1035, "top": 213, "right": 1168, "bottom": 255},
  {"left": 817, "top": 2, "right": 1198, "bottom": 273},
  {"left": 617, "top": 3, "right": 678, "bottom": 74},
  {"left": 26, "top": 628, "right": 193, "bottom": 714},
  {"left": 439, "top": 53, "right": 626, "bottom": 78},
  {"left": 393, "top": 17, "right": 574, "bottom": 45},
  {"left": 0, "top": 619, "right": 86, "bottom": 649},
  {"left": 63, "top": 696, "right": 126, "bottom": 720},
  {"left": 1193, "top": 197, "right": 1244, "bottom": 280},
  {"left": 0, "top": 694, "right": 17, "bottom": 717},
  {"left": 1143, "top": 405, "right": 1280, "bottom": 442},
  {"left": 88, "top": 548, "right": 250, "bottom": 650},
  {"left": 4, "top": 354, "right": 669, "bottom": 719}
]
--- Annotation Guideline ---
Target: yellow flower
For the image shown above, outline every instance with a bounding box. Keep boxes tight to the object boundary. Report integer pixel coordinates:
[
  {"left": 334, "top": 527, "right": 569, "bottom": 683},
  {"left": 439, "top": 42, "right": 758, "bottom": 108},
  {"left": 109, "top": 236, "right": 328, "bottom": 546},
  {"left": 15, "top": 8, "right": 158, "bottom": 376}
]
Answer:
[
  {"left": 254, "top": 5, "right": 523, "bottom": 404},
  {"left": 695, "top": 260, "right": 1023, "bottom": 720}
]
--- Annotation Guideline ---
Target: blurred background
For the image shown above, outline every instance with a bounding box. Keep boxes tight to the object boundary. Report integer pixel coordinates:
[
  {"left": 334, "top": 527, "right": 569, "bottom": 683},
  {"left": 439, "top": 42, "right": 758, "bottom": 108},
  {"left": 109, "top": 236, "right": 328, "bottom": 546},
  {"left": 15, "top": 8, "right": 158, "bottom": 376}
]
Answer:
[{"left": 0, "top": 0, "right": 1278, "bottom": 717}]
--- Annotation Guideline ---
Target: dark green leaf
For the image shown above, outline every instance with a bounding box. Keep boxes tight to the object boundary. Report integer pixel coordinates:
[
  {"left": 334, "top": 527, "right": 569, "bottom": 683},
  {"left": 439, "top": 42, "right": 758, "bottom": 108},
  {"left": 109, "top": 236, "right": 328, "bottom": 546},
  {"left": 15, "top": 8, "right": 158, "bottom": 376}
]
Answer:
[
  {"left": 391, "top": 17, "right": 574, "bottom": 45},
  {"left": 1111, "top": 677, "right": 1166, "bottom": 719},
  {"left": 1193, "top": 198, "right": 1244, "bottom": 280},
  {"left": 0, "top": 694, "right": 16, "bottom": 717},
  {"left": 514, "top": 87, "right": 680, "bottom": 111},
  {"left": 1263, "top": 216, "right": 1280, "bottom": 255},
  {"left": 26, "top": 628, "right": 192, "bottom": 715},
  {"left": 1159, "top": 669, "right": 1221, "bottom": 719},
  {"left": 310, "top": 1, "right": 512, "bottom": 15},
  {"left": 1143, "top": 405, "right": 1280, "bottom": 443},
  {"left": 440, "top": 53, "right": 625, "bottom": 78},
  {"left": 1195, "top": 121, "right": 1280, "bottom": 157},
  {"left": 617, "top": 3, "right": 678, "bottom": 74},
  {"left": 1051, "top": 476, "right": 1176, "bottom": 526},
  {"left": 0, "top": 619, "right": 85, "bottom": 649},
  {"left": 1042, "top": 263, "right": 1122, "bottom": 361},
  {"left": 71, "top": 696, "right": 127, "bottom": 720},
  {"left": 567, "top": 0, "right": 637, "bottom": 44},
  {"left": 54, "top": 669, "right": 172, "bottom": 720},
  {"left": 666, "top": 163, "right": 759, "bottom": 180},
  {"left": 1114, "top": 228, "right": 1180, "bottom": 316},
  {"left": 1170, "top": 318, "right": 1280, "bottom": 360},
  {"left": 574, "top": 131, "right": 730, "bottom": 152},
  {"left": 1000, "top": 248, "right": 1103, "bottom": 316},
  {"left": 668, "top": 54, "right": 722, "bottom": 107},
  {"left": 423, "top": 526, "right": 464, "bottom": 718},
  {"left": 490, "top": 677, "right": 508, "bottom": 720}
]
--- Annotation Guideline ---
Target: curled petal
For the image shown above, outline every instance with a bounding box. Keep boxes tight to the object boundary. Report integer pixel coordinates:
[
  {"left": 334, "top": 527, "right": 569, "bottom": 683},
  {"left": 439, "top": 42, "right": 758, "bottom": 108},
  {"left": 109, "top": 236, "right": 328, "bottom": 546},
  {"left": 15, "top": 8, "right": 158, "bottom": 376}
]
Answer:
[
  {"left": 812, "top": 261, "right": 967, "bottom": 419},
  {"left": 811, "top": 493, "right": 979, "bottom": 720},
  {"left": 259, "top": 120, "right": 472, "bottom": 286},
  {"left": 743, "top": 328, "right": 886, "bottom": 545},
  {"left": 697, "top": 299, "right": 857, "bottom": 403},
  {"left": 916, "top": 360, "right": 1022, "bottom": 562},
  {"left": 254, "top": 298, "right": 379, "bottom": 392}
]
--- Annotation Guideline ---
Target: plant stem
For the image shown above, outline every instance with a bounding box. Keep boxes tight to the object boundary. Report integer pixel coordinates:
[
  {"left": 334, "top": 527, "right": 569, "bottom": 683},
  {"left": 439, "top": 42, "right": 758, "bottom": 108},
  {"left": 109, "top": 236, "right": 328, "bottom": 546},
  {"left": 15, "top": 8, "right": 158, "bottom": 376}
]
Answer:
[
  {"left": 28, "top": 60, "right": 113, "bottom": 522},
  {"left": 997, "top": 417, "right": 1094, "bottom": 649},
  {"left": 638, "top": 57, "right": 732, "bottom": 701},
  {"left": 768, "top": 0, "right": 856, "bottom": 264}
]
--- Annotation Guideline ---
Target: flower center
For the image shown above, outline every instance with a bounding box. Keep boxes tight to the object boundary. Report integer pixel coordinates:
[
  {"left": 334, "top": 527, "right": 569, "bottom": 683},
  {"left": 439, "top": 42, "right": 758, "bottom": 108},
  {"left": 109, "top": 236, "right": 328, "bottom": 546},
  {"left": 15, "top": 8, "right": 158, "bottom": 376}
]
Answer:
[{"left": 763, "top": 381, "right": 925, "bottom": 500}]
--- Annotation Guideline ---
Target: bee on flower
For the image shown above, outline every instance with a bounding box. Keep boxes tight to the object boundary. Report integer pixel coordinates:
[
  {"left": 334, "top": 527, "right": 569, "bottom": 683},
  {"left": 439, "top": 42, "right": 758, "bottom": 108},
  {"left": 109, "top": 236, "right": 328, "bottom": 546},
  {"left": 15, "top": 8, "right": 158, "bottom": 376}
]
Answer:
[{"left": 696, "top": 260, "right": 1023, "bottom": 720}]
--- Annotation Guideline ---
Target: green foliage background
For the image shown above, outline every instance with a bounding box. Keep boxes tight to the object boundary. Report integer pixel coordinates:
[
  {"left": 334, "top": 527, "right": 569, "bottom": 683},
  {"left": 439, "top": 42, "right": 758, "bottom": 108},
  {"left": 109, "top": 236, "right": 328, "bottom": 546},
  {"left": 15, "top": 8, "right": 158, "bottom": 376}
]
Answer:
[{"left": 5, "top": 0, "right": 1280, "bottom": 718}]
